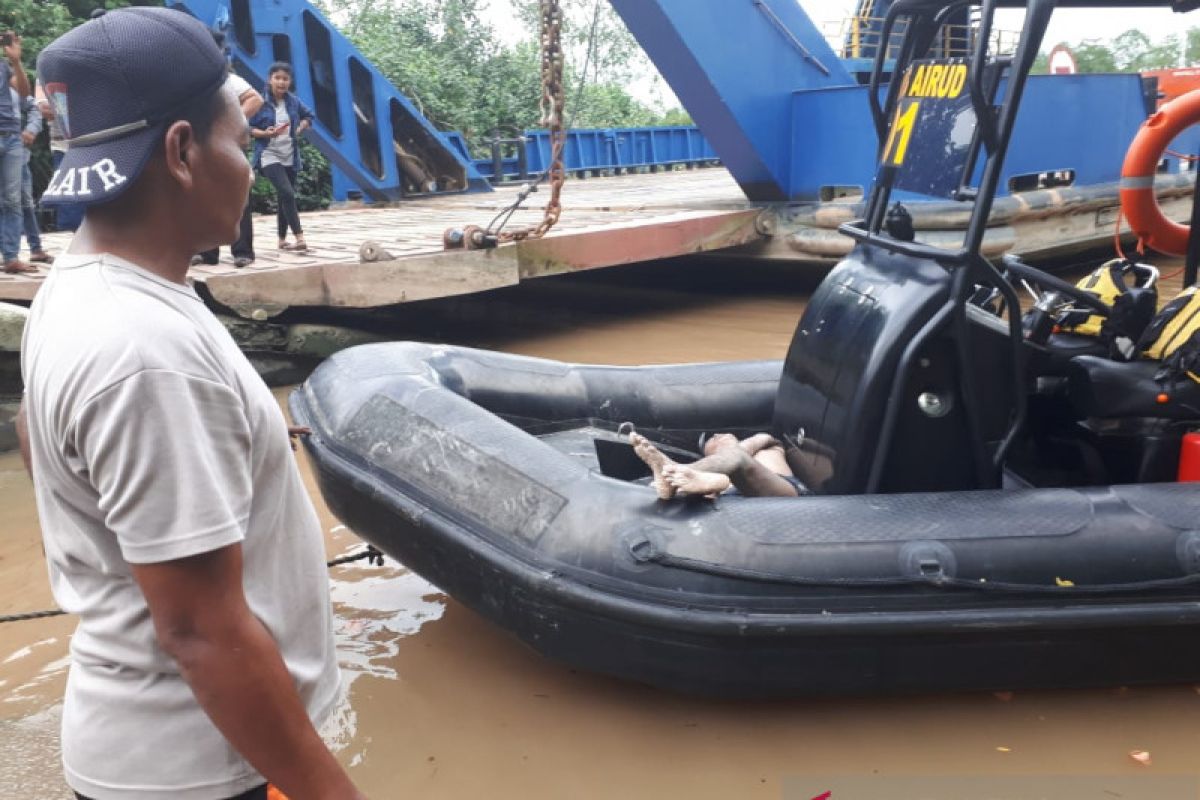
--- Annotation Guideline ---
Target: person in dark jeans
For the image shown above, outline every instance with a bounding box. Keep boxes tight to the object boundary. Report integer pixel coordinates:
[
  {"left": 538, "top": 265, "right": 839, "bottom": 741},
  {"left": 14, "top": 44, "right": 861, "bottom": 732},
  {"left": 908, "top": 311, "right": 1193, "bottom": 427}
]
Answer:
[
  {"left": 249, "top": 61, "right": 312, "bottom": 253},
  {"left": 15, "top": 88, "right": 53, "bottom": 263},
  {"left": 193, "top": 31, "right": 262, "bottom": 269},
  {"left": 1, "top": 29, "right": 34, "bottom": 274}
]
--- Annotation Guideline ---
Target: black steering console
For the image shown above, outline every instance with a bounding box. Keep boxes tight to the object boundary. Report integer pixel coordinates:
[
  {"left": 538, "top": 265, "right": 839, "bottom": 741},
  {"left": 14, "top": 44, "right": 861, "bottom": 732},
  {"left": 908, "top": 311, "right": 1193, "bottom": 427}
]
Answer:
[
  {"left": 990, "top": 256, "right": 1160, "bottom": 379},
  {"left": 1001, "top": 255, "right": 1113, "bottom": 345}
]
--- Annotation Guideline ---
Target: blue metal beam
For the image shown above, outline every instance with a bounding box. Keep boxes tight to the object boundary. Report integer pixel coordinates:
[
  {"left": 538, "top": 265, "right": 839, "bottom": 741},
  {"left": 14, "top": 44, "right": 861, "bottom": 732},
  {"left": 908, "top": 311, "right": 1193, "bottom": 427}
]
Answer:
[
  {"left": 609, "top": 0, "right": 854, "bottom": 201},
  {"left": 169, "top": 0, "right": 490, "bottom": 201}
]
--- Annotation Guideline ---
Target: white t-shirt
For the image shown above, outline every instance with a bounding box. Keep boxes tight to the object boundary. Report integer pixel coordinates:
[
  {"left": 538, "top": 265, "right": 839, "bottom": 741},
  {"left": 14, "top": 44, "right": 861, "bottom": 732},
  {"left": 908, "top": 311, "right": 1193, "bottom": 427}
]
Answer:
[
  {"left": 261, "top": 99, "right": 294, "bottom": 169},
  {"left": 225, "top": 71, "right": 253, "bottom": 102},
  {"left": 21, "top": 254, "right": 341, "bottom": 800}
]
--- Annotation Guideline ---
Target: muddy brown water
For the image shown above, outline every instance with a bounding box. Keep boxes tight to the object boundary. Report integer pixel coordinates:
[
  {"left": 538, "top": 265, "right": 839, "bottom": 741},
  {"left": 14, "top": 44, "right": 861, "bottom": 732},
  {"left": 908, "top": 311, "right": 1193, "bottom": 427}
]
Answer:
[{"left": 3, "top": 258, "right": 1199, "bottom": 799}]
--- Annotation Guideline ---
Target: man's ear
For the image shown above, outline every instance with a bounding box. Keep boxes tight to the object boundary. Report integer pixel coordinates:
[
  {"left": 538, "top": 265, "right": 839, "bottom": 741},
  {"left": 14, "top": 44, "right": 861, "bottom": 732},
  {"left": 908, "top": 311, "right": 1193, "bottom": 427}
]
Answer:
[{"left": 162, "top": 120, "right": 197, "bottom": 190}]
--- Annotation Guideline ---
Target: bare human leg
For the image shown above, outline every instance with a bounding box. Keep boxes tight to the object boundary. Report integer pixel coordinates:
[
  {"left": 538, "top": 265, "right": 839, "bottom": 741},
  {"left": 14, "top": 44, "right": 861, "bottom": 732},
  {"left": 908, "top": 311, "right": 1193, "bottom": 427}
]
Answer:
[
  {"left": 752, "top": 445, "right": 792, "bottom": 477},
  {"left": 670, "top": 438, "right": 799, "bottom": 498},
  {"left": 738, "top": 433, "right": 781, "bottom": 457},
  {"left": 633, "top": 431, "right": 800, "bottom": 500}
]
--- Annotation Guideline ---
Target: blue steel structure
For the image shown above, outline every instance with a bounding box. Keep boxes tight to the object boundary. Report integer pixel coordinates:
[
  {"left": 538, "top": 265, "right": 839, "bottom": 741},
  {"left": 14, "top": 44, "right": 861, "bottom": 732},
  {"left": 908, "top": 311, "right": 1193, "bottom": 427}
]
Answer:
[
  {"left": 608, "top": 0, "right": 855, "bottom": 201},
  {"left": 171, "top": 0, "right": 1196, "bottom": 209},
  {"left": 442, "top": 126, "right": 718, "bottom": 183},
  {"left": 609, "top": 0, "right": 1200, "bottom": 203},
  {"left": 168, "top": 0, "right": 490, "bottom": 201},
  {"left": 782, "top": 72, "right": 1200, "bottom": 202}
]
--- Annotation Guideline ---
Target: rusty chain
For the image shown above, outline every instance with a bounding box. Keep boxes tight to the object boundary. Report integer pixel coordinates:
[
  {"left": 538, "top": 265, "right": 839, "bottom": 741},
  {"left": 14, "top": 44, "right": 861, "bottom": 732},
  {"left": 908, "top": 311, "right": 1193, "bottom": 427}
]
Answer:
[
  {"left": 481, "top": 0, "right": 567, "bottom": 246},
  {"left": 526, "top": 0, "right": 567, "bottom": 240},
  {"left": 444, "top": 0, "right": 582, "bottom": 250}
]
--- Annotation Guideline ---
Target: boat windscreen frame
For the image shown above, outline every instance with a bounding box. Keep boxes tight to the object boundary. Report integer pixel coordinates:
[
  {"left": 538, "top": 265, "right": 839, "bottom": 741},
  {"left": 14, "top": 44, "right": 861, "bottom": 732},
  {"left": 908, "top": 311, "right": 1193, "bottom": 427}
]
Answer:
[
  {"left": 847, "top": 0, "right": 1055, "bottom": 261},
  {"left": 839, "top": 0, "right": 1056, "bottom": 486},
  {"left": 838, "top": 0, "right": 1194, "bottom": 486}
]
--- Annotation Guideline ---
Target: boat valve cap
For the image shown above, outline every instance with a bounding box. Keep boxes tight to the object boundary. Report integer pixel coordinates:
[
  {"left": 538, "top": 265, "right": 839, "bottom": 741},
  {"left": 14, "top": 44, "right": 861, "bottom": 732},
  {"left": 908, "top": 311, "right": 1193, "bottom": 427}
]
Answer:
[
  {"left": 900, "top": 541, "right": 957, "bottom": 582},
  {"left": 628, "top": 537, "right": 658, "bottom": 563}
]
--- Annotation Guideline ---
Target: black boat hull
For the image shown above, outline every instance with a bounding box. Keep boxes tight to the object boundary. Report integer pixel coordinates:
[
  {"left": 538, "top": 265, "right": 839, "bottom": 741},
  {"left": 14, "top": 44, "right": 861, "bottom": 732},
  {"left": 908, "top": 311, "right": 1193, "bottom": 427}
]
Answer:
[{"left": 293, "top": 343, "right": 1200, "bottom": 696}]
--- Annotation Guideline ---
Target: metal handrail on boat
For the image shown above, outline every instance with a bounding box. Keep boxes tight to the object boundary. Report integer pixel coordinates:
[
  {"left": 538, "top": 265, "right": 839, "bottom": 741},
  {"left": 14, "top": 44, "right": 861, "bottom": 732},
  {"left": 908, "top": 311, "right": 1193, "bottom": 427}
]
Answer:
[{"left": 822, "top": 15, "right": 1020, "bottom": 61}]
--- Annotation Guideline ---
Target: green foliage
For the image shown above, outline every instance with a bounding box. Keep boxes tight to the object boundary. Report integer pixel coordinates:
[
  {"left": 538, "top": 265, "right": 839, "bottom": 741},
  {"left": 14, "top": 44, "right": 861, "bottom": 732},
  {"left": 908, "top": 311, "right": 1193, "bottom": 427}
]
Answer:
[
  {"left": 322, "top": 0, "right": 544, "bottom": 146},
  {"left": 325, "top": 0, "right": 679, "bottom": 149},
  {"left": 0, "top": 0, "right": 74, "bottom": 62},
  {"left": 1188, "top": 28, "right": 1200, "bottom": 65},
  {"left": 1112, "top": 29, "right": 1180, "bottom": 72},
  {"left": 1072, "top": 42, "right": 1119, "bottom": 74},
  {"left": 657, "top": 107, "right": 694, "bottom": 127},
  {"left": 1037, "top": 28, "right": 1193, "bottom": 75},
  {"left": 511, "top": 0, "right": 676, "bottom": 130}
]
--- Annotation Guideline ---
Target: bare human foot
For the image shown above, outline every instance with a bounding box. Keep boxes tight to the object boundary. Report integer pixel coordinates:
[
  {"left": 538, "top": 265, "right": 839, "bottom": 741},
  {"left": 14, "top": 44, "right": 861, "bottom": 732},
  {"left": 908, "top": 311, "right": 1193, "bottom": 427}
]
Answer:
[
  {"left": 663, "top": 463, "right": 732, "bottom": 497},
  {"left": 630, "top": 432, "right": 677, "bottom": 500}
]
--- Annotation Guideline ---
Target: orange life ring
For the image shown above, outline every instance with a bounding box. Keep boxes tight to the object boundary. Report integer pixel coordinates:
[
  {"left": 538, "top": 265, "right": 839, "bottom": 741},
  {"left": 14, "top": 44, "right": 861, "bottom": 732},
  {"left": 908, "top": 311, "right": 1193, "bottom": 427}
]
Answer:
[{"left": 1120, "top": 89, "right": 1200, "bottom": 257}]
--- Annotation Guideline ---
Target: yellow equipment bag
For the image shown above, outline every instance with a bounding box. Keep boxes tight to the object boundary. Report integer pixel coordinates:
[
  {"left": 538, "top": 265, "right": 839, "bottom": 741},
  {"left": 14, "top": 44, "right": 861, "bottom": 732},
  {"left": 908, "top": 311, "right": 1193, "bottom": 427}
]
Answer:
[
  {"left": 1142, "top": 285, "right": 1200, "bottom": 361},
  {"left": 1140, "top": 285, "right": 1200, "bottom": 385},
  {"left": 1058, "top": 260, "right": 1133, "bottom": 337}
]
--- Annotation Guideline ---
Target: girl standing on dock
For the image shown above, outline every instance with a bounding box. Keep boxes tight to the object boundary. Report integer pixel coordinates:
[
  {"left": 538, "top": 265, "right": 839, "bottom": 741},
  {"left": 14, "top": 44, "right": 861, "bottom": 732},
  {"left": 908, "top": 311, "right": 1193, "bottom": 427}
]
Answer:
[{"left": 250, "top": 62, "right": 313, "bottom": 253}]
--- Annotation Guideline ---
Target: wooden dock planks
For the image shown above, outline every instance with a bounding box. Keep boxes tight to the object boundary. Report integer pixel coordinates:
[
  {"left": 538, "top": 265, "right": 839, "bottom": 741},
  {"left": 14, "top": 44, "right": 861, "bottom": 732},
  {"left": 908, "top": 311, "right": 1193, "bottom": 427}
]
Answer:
[{"left": 3, "top": 168, "right": 761, "bottom": 317}]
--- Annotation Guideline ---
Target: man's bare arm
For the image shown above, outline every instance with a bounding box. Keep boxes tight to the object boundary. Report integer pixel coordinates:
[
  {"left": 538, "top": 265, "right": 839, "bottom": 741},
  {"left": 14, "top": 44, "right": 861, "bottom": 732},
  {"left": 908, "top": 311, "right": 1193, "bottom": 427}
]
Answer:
[
  {"left": 239, "top": 89, "right": 264, "bottom": 120},
  {"left": 16, "top": 400, "right": 30, "bottom": 477},
  {"left": 132, "top": 545, "right": 366, "bottom": 800},
  {"left": 5, "top": 35, "right": 30, "bottom": 99}
]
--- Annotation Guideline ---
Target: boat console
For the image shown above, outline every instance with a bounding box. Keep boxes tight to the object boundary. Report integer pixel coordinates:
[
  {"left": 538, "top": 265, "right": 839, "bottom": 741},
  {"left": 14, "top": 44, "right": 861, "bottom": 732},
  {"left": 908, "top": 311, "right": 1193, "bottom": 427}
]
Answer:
[{"left": 783, "top": 0, "right": 1200, "bottom": 494}]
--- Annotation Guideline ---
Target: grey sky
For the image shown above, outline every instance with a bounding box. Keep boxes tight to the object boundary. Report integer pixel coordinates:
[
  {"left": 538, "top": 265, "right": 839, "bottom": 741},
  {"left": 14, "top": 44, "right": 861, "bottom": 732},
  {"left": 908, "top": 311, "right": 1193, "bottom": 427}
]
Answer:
[
  {"left": 481, "top": 1, "right": 1197, "bottom": 112},
  {"left": 798, "top": 1, "right": 1194, "bottom": 48},
  {"left": 488, "top": 2, "right": 1194, "bottom": 55}
]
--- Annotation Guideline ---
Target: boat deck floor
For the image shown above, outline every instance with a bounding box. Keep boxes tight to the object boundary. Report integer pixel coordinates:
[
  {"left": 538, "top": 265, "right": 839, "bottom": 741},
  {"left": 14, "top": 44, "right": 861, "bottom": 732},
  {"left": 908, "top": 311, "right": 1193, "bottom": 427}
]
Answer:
[{"left": 2, "top": 167, "right": 763, "bottom": 317}]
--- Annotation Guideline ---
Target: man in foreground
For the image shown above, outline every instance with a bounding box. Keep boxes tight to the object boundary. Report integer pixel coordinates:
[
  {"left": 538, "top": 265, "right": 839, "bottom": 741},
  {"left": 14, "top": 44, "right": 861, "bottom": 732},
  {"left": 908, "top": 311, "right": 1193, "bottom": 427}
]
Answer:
[{"left": 23, "top": 9, "right": 365, "bottom": 799}]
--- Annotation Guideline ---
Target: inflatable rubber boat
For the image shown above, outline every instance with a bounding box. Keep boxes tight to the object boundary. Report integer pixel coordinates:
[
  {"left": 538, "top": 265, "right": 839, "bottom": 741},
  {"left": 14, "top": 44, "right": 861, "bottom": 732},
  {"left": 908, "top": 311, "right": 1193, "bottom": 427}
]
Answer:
[
  {"left": 292, "top": 0, "right": 1200, "bottom": 695},
  {"left": 291, "top": 262, "right": 1200, "bottom": 697}
]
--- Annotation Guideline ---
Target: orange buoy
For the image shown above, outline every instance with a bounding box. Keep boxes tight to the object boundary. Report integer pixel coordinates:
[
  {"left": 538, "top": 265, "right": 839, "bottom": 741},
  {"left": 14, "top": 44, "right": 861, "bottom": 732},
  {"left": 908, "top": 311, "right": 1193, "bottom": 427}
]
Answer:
[{"left": 1119, "top": 89, "right": 1200, "bottom": 256}]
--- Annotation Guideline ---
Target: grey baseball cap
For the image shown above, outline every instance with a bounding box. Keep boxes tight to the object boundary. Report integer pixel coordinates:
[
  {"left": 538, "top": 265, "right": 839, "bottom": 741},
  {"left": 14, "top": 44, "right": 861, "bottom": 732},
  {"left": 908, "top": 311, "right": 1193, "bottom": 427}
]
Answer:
[{"left": 36, "top": 7, "right": 227, "bottom": 207}]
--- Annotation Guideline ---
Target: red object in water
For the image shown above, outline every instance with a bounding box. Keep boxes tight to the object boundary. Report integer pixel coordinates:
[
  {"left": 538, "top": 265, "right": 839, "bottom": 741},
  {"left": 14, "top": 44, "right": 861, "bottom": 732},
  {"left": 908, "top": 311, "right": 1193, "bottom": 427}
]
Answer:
[{"left": 1178, "top": 432, "right": 1200, "bottom": 482}]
